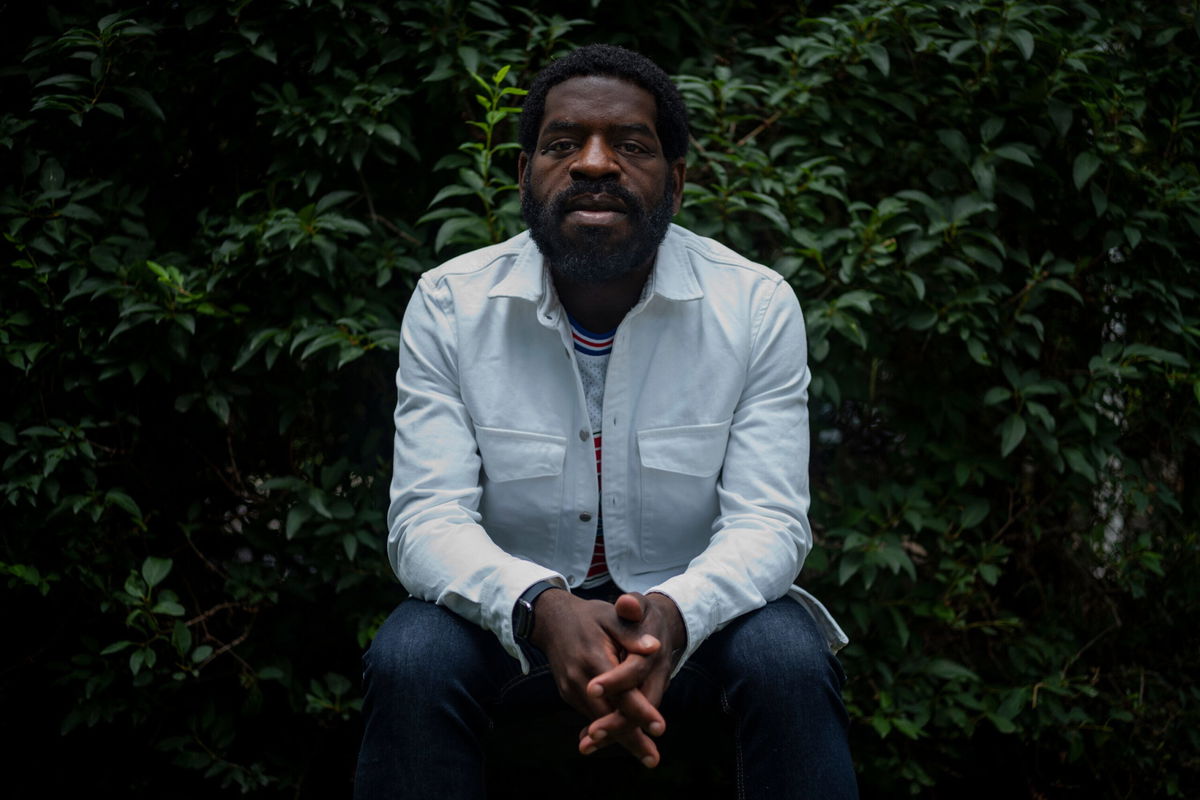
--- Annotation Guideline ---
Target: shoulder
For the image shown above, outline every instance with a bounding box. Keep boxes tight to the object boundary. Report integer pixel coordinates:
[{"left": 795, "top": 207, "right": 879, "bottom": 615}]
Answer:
[
  {"left": 419, "top": 231, "right": 532, "bottom": 292},
  {"left": 666, "top": 224, "right": 785, "bottom": 288}
]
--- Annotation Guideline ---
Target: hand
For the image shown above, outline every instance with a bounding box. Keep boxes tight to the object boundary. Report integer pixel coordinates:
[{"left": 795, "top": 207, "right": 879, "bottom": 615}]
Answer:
[
  {"left": 529, "top": 590, "right": 665, "bottom": 765},
  {"left": 577, "top": 592, "right": 686, "bottom": 765}
]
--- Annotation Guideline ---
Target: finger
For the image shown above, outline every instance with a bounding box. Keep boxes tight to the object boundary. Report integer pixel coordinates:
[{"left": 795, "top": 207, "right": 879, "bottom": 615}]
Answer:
[
  {"left": 614, "top": 592, "right": 647, "bottom": 623},
  {"left": 581, "top": 719, "right": 661, "bottom": 767},
  {"left": 614, "top": 727, "right": 661, "bottom": 768},
  {"left": 587, "top": 700, "right": 665, "bottom": 743},
  {"left": 586, "top": 709, "right": 637, "bottom": 742},
  {"left": 587, "top": 653, "right": 654, "bottom": 699}
]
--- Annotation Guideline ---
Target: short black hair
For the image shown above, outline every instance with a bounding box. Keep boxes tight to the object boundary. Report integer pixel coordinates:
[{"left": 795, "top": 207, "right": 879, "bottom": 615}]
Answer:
[{"left": 519, "top": 44, "right": 690, "bottom": 163}]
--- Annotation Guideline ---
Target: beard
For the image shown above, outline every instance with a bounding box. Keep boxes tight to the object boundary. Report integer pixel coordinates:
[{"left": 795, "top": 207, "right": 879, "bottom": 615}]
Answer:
[{"left": 521, "top": 171, "right": 675, "bottom": 284}]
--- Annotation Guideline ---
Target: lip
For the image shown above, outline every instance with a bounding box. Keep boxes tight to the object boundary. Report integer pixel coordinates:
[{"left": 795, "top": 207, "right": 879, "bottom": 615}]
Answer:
[
  {"left": 565, "top": 209, "right": 626, "bottom": 226},
  {"left": 565, "top": 193, "right": 627, "bottom": 213}
]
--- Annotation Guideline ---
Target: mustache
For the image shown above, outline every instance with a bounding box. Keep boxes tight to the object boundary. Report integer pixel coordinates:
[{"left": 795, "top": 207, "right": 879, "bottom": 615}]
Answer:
[{"left": 549, "top": 180, "right": 643, "bottom": 218}]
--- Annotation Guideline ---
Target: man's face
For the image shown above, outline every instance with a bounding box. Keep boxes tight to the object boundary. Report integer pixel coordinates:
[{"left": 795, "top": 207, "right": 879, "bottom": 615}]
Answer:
[{"left": 519, "top": 75, "right": 686, "bottom": 284}]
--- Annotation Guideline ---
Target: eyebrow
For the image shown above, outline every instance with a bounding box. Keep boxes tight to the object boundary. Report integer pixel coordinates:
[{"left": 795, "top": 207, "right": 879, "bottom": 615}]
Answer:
[{"left": 541, "top": 120, "right": 656, "bottom": 138}]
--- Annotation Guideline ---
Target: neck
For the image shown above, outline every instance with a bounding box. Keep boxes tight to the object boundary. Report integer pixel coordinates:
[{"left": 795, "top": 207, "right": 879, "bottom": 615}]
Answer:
[{"left": 551, "top": 260, "right": 652, "bottom": 333}]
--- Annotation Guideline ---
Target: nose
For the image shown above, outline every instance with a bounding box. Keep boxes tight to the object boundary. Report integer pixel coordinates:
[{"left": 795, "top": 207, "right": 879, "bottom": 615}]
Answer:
[{"left": 569, "top": 135, "right": 619, "bottom": 182}]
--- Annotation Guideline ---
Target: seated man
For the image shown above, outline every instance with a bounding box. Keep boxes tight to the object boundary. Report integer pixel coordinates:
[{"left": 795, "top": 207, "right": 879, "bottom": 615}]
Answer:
[{"left": 354, "top": 44, "right": 856, "bottom": 799}]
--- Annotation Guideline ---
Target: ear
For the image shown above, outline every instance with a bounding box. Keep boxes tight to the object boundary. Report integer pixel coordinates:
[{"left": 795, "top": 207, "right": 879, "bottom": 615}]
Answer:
[
  {"left": 517, "top": 151, "right": 529, "bottom": 200},
  {"left": 670, "top": 157, "right": 686, "bottom": 215}
]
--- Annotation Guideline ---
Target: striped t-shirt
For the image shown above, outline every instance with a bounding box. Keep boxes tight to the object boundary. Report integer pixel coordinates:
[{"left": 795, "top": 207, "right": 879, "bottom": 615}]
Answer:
[{"left": 568, "top": 315, "right": 615, "bottom": 587}]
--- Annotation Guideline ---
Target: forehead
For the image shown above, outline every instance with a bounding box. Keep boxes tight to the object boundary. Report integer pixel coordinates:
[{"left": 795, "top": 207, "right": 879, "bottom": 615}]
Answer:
[{"left": 539, "top": 75, "right": 659, "bottom": 138}]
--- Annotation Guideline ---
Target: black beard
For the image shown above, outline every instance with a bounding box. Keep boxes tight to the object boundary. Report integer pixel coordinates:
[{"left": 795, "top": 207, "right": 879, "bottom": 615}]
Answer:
[{"left": 521, "top": 172, "right": 675, "bottom": 284}]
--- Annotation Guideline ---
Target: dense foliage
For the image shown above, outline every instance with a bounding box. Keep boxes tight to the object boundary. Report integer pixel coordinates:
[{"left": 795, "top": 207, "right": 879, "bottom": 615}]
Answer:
[{"left": 2, "top": 1, "right": 1197, "bottom": 796}]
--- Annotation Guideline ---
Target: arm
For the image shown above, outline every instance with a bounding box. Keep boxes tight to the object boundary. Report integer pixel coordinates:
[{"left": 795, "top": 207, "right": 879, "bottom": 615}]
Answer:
[
  {"left": 651, "top": 278, "right": 812, "bottom": 668},
  {"left": 386, "top": 276, "right": 564, "bottom": 669}
]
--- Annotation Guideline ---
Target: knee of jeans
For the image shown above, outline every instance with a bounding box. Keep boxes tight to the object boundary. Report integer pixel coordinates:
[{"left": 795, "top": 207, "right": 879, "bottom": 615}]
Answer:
[
  {"left": 363, "top": 602, "right": 487, "bottom": 699},
  {"left": 726, "top": 603, "right": 843, "bottom": 698}
]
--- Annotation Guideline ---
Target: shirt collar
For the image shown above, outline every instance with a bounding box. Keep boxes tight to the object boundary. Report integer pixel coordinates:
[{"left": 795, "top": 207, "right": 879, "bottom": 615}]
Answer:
[{"left": 488, "top": 224, "right": 705, "bottom": 309}]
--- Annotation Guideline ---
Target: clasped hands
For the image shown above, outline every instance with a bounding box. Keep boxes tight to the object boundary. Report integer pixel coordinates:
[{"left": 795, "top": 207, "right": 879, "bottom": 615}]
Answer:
[{"left": 528, "top": 589, "right": 686, "bottom": 768}]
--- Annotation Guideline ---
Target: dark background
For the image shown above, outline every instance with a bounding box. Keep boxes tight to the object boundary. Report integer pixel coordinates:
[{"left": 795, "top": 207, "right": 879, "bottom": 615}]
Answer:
[{"left": 1, "top": 1, "right": 1197, "bottom": 797}]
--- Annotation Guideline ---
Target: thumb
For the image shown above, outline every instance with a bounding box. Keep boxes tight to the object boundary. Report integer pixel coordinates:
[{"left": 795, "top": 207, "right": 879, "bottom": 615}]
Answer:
[{"left": 615, "top": 592, "right": 647, "bottom": 624}]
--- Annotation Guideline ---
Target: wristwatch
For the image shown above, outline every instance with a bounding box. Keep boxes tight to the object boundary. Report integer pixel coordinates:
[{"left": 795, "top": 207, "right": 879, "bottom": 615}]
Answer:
[{"left": 513, "top": 580, "right": 561, "bottom": 642}]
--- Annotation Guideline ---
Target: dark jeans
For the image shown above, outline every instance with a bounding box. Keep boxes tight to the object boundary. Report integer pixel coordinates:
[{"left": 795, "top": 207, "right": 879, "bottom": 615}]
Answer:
[{"left": 353, "top": 591, "right": 857, "bottom": 799}]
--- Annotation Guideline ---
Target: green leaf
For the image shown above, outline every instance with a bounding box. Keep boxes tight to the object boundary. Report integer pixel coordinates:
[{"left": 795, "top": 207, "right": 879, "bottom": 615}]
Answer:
[
  {"left": 1124, "top": 225, "right": 1141, "bottom": 250},
  {"left": 1000, "top": 414, "right": 1027, "bottom": 457},
  {"left": 118, "top": 87, "right": 165, "bottom": 121},
  {"left": 141, "top": 556, "right": 172, "bottom": 588},
  {"left": 98, "top": 12, "right": 125, "bottom": 32},
  {"left": 983, "top": 387, "right": 1012, "bottom": 405},
  {"left": 192, "top": 645, "right": 213, "bottom": 663},
  {"left": 927, "top": 659, "right": 980, "bottom": 682},
  {"left": 172, "top": 621, "right": 192, "bottom": 653},
  {"left": 1008, "top": 29, "right": 1035, "bottom": 60},
  {"left": 107, "top": 490, "right": 143, "bottom": 519},
  {"left": 286, "top": 505, "right": 312, "bottom": 540},
  {"left": 1063, "top": 448, "right": 1097, "bottom": 483},
  {"left": 833, "top": 290, "right": 878, "bottom": 313},
  {"left": 936, "top": 129, "right": 971, "bottom": 163},
  {"left": 308, "top": 491, "right": 333, "bottom": 518},
  {"left": 316, "top": 191, "right": 357, "bottom": 214},
  {"left": 206, "top": 393, "right": 230, "bottom": 424},
  {"left": 95, "top": 102, "right": 125, "bottom": 119},
  {"left": 987, "top": 712, "right": 1017, "bottom": 734},
  {"left": 967, "top": 338, "right": 991, "bottom": 366},
  {"left": 1073, "top": 152, "right": 1102, "bottom": 190},
  {"left": 59, "top": 203, "right": 102, "bottom": 223},
  {"left": 1124, "top": 344, "right": 1188, "bottom": 368},
  {"left": 152, "top": 600, "right": 186, "bottom": 616},
  {"left": 252, "top": 42, "right": 277, "bottom": 64},
  {"left": 960, "top": 497, "right": 990, "bottom": 528},
  {"left": 101, "top": 640, "right": 133, "bottom": 655},
  {"left": 862, "top": 43, "right": 889, "bottom": 76},
  {"left": 992, "top": 145, "right": 1034, "bottom": 167},
  {"left": 1047, "top": 99, "right": 1073, "bottom": 136}
]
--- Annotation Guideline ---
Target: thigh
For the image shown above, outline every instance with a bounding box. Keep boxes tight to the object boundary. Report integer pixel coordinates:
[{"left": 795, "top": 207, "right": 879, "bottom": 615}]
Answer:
[
  {"left": 687, "top": 595, "right": 846, "bottom": 697},
  {"left": 364, "top": 598, "right": 565, "bottom": 716}
]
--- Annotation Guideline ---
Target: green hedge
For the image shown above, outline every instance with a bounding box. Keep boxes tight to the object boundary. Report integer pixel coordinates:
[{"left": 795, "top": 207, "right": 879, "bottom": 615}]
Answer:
[{"left": 2, "top": 1, "right": 1197, "bottom": 796}]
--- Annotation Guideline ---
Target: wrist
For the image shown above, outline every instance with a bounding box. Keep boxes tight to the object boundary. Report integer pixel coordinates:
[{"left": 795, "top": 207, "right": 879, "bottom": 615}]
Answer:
[
  {"left": 526, "top": 586, "right": 569, "bottom": 650},
  {"left": 646, "top": 592, "right": 687, "bottom": 657},
  {"left": 513, "top": 580, "right": 564, "bottom": 644}
]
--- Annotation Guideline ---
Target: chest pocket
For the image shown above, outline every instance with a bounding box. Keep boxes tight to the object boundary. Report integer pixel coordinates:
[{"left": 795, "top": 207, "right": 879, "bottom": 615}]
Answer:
[
  {"left": 476, "top": 426, "right": 566, "bottom": 482},
  {"left": 636, "top": 419, "right": 730, "bottom": 568},
  {"left": 475, "top": 426, "right": 567, "bottom": 560}
]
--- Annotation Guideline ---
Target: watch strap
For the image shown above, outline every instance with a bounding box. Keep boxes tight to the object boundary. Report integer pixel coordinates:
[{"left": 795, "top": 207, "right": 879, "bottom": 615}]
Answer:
[{"left": 513, "top": 580, "right": 560, "bottom": 642}]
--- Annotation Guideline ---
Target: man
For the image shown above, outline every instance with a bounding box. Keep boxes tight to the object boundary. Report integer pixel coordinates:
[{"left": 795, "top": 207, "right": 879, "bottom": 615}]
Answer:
[{"left": 355, "top": 44, "right": 856, "bottom": 799}]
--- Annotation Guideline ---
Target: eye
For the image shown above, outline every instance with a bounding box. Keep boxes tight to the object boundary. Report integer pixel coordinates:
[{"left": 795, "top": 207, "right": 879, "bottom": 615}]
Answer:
[
  {"left": 617, "top": 141, "right": 650, "bottom": 155},
  {"left": 540, "top": 140, "right": 577, "bottom": 154}
]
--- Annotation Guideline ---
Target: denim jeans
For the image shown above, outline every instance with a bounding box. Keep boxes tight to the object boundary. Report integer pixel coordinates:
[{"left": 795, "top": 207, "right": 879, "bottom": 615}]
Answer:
[{"left": 354, "top": 590, "right": 857, "bottom": 799}]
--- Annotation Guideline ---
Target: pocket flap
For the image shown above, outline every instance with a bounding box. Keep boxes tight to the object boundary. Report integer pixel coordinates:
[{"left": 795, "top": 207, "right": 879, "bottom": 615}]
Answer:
[
  {"left": 476, "top": 426, "right": 567, "bottom": 482},
  {"left": 636, "top": 419, "right": 731, "bottom": 477}
]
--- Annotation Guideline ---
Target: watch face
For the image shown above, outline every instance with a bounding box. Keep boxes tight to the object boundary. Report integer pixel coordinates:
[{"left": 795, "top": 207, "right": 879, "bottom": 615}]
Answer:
[{"left": 516, "top": 599, "right": 534, "bottom": 639}]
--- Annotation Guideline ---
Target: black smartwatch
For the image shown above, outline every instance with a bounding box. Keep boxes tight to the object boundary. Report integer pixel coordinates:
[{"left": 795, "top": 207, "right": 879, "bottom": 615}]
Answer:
[{"left": 513, "top": 580, "right": 561, "bottom": 642}]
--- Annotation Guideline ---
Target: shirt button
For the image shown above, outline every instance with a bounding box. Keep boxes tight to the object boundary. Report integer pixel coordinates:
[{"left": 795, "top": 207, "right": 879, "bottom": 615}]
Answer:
[
  {"left": 578, "top": 429, "right": 589, "bottom": 441},
  {"left": 566, "top": 574, "right": 577, "bottom": 584},
  {"left": 579, "top": 512, "right": 593, "bottom": 522}
]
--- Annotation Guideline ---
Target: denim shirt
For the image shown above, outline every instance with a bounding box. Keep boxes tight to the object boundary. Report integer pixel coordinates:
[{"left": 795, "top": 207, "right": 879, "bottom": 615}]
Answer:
[{"left": 387, "top": 224, "right": 848, "bottom": 672}]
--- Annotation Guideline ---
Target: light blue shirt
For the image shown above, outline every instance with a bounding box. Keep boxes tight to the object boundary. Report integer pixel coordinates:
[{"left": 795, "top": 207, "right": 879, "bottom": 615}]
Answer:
[{"left": 387, "top": 224, "right": 847, "bottom": 672}]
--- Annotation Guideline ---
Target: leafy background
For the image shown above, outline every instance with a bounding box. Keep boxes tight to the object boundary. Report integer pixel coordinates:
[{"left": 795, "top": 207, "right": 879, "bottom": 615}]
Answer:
[{"left": 2, "top": 0, "right": 1197, "bottom": 797}]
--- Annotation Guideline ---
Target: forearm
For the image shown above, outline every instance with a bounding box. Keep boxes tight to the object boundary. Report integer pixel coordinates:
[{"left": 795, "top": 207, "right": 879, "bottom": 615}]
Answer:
[{"left": 390, "top": 509, "right": 564, "bottom": 667}]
